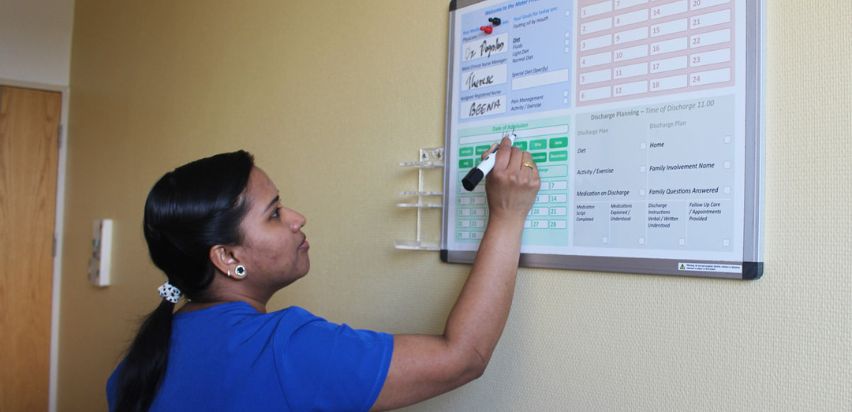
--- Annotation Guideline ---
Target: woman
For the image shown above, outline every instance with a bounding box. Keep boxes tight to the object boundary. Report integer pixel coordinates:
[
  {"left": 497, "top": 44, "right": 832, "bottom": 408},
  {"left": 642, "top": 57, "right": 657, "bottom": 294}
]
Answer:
[{"left": 108, "top": 137, "right": 539, "bottom": 411}]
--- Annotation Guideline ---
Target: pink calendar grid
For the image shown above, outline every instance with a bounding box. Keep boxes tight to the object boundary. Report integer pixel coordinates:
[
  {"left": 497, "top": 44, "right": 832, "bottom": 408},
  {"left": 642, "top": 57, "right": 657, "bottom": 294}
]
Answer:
[{"left": 575, "top": 0, "right": 735, "bottom": 106}]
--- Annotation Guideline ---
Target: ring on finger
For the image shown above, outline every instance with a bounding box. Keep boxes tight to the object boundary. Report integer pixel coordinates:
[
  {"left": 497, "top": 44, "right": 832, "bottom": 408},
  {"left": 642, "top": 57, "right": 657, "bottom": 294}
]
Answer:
[{"left": 522, "top": 161, "right": 536, "bottom": 170}]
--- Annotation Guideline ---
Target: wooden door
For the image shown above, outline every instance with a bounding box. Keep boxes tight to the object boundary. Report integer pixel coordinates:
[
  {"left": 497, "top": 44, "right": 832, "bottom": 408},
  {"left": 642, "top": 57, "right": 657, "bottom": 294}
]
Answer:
[{"left": 0, "top": 86, "right": 61, "bottom": 411}]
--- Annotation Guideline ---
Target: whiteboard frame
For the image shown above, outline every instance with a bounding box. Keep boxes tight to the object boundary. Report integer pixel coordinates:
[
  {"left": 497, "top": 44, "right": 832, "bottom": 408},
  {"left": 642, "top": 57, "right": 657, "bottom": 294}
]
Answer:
[{"left": 441, "top": 0, "right": 764, "bottom": 279}]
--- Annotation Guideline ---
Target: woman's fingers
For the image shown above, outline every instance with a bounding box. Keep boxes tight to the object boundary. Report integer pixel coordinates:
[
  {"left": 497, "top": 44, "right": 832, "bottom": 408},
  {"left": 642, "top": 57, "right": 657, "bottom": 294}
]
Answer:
[
  {"left": 481, "top": 143, "right": 498, "bottom": 160},
  {"left": 492, "top": 137, "right": 512, "bottom": 170}
]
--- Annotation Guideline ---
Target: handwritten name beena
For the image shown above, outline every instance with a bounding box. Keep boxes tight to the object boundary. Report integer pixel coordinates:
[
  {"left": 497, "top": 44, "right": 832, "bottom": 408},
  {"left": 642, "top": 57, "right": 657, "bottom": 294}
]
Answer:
[{"left": 469, "top": 98, "right": 501, "bottom": 117}]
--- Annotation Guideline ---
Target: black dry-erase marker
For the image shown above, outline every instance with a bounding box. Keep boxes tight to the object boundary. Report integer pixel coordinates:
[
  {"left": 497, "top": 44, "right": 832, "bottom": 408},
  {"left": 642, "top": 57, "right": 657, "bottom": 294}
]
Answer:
[{"left": 461, "top": 132, "right": 516, "bottom": 191}]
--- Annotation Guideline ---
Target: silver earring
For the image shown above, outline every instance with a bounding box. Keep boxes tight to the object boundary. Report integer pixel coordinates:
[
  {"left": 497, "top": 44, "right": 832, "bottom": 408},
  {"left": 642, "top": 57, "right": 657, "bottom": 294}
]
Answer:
[{"left": 233, "top": 265, "right": 247, "bottom": 279}]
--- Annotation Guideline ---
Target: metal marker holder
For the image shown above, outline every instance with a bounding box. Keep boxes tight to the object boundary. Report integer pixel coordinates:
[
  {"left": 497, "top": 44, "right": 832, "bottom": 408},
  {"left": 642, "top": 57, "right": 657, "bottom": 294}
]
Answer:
[{"left": 395, "top": 147, "right": 444, "bottom": 251}]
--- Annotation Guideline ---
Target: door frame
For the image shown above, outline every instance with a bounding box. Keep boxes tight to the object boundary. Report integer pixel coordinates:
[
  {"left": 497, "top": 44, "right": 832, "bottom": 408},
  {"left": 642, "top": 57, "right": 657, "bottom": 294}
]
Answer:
[{"left": 1, "top": 78, "right": 69, "bottom": 412}]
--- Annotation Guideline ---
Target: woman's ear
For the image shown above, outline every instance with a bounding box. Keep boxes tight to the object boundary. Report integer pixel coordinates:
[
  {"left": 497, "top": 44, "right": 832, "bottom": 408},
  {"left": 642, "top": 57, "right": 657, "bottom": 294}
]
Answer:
[{"left": 209, "top": 245, "right": 239, "bottom": 276}]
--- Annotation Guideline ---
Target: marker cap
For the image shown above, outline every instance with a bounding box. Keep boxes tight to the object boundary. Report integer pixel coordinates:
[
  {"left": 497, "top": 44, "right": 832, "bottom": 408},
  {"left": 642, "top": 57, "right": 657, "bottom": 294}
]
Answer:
[{"left": 461, "top": 168, "right": 484, "bottom": 192}]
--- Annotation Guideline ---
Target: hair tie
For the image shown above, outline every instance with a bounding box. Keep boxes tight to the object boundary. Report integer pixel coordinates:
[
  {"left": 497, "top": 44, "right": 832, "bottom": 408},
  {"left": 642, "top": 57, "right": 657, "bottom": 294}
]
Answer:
[{"left": 158, "top": 281, "right": 182, "bottom": 303}]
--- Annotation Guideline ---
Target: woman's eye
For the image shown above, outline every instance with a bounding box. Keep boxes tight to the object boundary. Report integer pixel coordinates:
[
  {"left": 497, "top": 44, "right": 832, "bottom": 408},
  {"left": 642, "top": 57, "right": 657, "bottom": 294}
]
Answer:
[{"left": 271, "top": 207, "right": 281, "bottom": 220}]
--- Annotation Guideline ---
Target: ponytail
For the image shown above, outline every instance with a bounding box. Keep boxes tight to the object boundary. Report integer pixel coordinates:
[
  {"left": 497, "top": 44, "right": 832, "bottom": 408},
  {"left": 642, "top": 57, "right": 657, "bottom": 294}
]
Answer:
[
  {"left": 114, "top": 299, "right": 175, "bottom": 412},
  {"left": 113, "top": 150, "right": 254, "bottom": 411}
]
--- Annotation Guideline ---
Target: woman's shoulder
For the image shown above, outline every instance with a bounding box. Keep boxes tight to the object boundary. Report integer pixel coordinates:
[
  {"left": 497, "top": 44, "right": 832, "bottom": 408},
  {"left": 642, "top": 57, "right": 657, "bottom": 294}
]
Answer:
[
  {"left": 175, "top": 301, "right": 316, "bottom": 321},
  {"left": 169, "top": 302, "right": 322, "bottom": 341}
]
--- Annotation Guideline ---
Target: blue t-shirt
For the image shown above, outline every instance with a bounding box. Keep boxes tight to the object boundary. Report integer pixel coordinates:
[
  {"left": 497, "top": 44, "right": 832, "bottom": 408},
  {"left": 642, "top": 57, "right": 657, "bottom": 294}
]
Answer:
[{"left": 107, "top": 302, "right": 393, "bottom": 411}]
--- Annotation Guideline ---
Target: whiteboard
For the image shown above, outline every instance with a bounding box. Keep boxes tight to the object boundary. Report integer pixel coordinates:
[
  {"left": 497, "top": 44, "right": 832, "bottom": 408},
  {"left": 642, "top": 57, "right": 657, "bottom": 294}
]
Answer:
[{"left": 441, "top": 0, "right": 765, "bottom": 279}]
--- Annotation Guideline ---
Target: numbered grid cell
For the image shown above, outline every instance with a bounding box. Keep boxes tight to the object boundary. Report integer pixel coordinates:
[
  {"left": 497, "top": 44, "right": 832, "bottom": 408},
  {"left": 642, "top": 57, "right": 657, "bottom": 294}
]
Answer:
[
  {"left": 614, "top": 62, "right": 648, "bottom": 79},
  {"left": 530, "top": 207, "right": 550, "bottom": 217},
  {"left": 581, "top": 51, "right": 613, "bottom": 68},
  {"left": 651, "top": 19, "right": 688, "bottom": 37},
  {"left": 651, "top": 1, "right": 688, "bottom": 19},
  {"left": 549, "top": 181, "right": 568, "bottom": 190},
  {"left": 580, "top": 68, "right": 613, "bottom": 85},
  {"left": 529, "top": 220, "right": 550, "bottom": 229},
  {"left": 550, "top": 207, "right": 568, "bottom": 216},
  {"left": 614, "top": 9, "right": 648, "bottom": 27},
  {"left": 690, "top": 48, "right": 731, "bottom": 67},
  {"left": 615, "top": 0, "right": 648, "bottom": 10},
  {"left": 651, "top": 37, "right": 688, "bottom": 55},
  {"left": 690, "top": 9, "right": 731, "bottom": 29},
  {"left": 649, "top": 74, "right": 688, "bottom": 91},
  {"left": 549, "top": 220, "right": 568, "bottom": 229},
  {"left": 613, "top": 80, "right": 648, "bottom": 97},
  {"left": 690, "top": 0, "right": 730, "bottom": 11},
  {"left": 613, "top": 44, "right": 649, "bottom": 62},
  {"left": 689, "top": 68, "right": 730, "bottom": 86},
  {"left": 650, "top": 56, "right": 688, "bottom": 73},
  {"left": 581, "top": 17, "right": 613, "bottom": 35},
  {"left": 614, "top": 27, "right": 648, "bottom": 45},
  {"left": 690, "top": 29, "right": 731, "bottom": 49},
  {"left": 581, "top": 34, "right": 613, "bottom": 52},
  {"left": 579, "top": 86, "right": 612, "bottom": 102},
  {"left": 582, "top": 1, "right": 613, "bottom": 18}
]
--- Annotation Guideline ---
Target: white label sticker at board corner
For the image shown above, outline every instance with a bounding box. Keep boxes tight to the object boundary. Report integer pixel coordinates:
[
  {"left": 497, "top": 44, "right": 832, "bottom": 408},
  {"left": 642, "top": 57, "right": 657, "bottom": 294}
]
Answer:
[{"left": 677, "top": 262, "right": 742, "bottom": 273}]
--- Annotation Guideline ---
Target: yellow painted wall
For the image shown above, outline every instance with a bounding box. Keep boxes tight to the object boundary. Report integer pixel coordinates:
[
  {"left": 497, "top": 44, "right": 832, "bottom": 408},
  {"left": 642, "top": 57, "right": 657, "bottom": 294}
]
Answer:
[{"left": 61, "top": 1, "right": 851, "bottom": 410}]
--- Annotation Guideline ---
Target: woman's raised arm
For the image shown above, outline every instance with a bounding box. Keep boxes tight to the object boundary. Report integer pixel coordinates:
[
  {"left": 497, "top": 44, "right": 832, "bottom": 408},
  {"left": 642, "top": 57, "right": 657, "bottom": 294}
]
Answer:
[{"left": 371, "top": 137, "right": 540, "bottom": 411}]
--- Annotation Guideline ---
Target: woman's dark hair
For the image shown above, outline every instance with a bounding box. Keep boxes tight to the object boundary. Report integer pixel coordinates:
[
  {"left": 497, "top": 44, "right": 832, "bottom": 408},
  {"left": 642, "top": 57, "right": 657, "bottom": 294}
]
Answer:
[{"left": 114, "top": 150, "right": 254, "bottom": 412}]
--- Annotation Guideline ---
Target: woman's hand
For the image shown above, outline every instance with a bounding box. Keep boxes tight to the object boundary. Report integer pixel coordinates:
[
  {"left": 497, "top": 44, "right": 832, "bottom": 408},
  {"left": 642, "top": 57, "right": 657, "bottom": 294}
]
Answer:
[{"left": 484, "top": 136, "right": 541, "bottom": 224}]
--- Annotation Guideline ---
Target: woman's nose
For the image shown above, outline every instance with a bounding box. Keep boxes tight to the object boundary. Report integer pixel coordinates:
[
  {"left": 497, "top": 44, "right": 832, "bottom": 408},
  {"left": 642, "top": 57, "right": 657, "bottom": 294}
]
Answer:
[{"left": 287, "top": 209, "right": 306, "bottom": 231}]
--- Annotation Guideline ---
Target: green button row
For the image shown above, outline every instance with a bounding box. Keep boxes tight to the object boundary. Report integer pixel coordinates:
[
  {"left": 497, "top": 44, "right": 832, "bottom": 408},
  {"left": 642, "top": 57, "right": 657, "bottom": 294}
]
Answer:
[
  {"left": 461, "top": 151, "right": 566, "bottom": 166},
  {"left": 530, "top": 137, "right": 569, "bottom": 150},
  {"left": 460, "top": 137, "right": 569, "bottom": 160}
]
